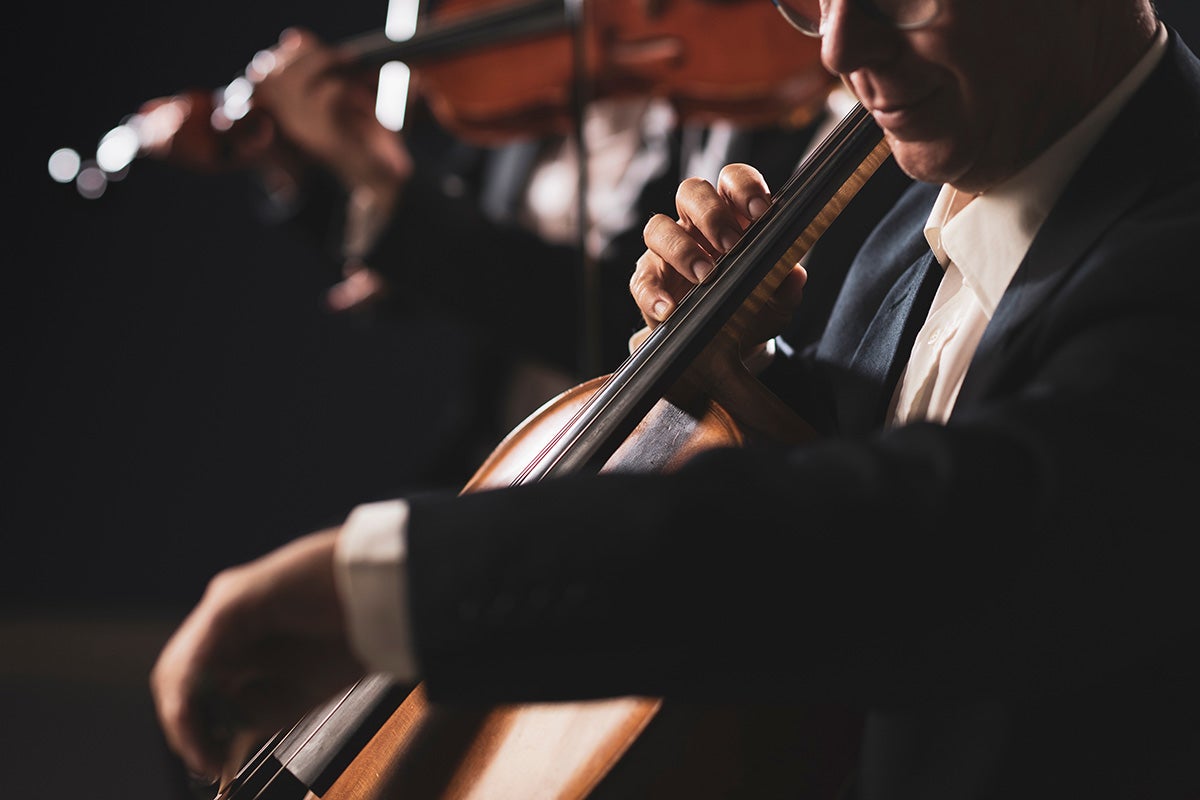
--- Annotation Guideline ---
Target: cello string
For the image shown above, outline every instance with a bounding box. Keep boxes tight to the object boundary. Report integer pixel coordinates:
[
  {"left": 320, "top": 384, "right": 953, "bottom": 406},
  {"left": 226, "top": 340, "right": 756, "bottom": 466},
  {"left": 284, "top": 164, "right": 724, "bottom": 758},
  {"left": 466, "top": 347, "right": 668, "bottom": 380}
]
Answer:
[
  {"left": 508, "top": 104, "right": 884, "bottom": 485},
  {"left": 217, "top": 682, "right": 364, "bottom": 799},
  {"left": 214, "top": 729, "right": 290, "bottom": 799}
]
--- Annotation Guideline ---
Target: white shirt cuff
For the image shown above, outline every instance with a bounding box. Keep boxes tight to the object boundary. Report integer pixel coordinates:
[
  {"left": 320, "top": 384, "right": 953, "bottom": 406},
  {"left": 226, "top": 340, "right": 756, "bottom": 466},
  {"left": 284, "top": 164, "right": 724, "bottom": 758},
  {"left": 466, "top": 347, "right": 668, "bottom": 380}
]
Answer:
[
  {"left": 743, "top": 335, "right": 778, "bottom": 376},
  {"left": 333, "top": 499, "right": 419, "bottom": 682}
]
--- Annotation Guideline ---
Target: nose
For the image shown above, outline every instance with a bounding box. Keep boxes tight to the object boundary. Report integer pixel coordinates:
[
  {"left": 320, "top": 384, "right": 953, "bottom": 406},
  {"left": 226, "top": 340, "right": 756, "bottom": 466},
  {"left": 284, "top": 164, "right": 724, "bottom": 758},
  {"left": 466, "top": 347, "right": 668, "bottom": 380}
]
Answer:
[{"left": 820, "top": 0, "right": 900, "bottom": 77}]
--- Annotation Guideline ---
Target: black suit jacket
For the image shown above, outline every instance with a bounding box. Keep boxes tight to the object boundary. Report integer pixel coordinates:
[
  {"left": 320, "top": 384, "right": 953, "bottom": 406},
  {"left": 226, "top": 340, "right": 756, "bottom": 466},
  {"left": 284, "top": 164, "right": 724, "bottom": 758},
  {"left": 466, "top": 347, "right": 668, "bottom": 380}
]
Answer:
[{"left": 402, "top": 29, "right": 1200, "bottom": 799}]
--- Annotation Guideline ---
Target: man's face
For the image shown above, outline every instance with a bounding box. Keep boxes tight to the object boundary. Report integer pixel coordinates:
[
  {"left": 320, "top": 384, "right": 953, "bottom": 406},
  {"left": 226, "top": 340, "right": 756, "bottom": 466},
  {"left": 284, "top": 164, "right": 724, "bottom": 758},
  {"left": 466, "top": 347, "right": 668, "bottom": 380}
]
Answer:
[{"left": 819, "top": 0, "right": 1122, "bottom": 192}]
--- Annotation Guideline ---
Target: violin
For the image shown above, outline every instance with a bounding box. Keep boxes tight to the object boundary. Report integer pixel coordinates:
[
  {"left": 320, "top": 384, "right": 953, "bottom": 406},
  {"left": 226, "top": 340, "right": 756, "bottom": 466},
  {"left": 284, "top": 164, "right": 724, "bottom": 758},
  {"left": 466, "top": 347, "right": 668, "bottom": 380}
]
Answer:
[
  {"left": 212, "top": 102, "right": 892, "bottom": 799},
  {"left": 57, "top": 0, "right": 832, "bottom": 191},
  {"left": 411, "top": 0, "right": 833, "bottom": 140}
]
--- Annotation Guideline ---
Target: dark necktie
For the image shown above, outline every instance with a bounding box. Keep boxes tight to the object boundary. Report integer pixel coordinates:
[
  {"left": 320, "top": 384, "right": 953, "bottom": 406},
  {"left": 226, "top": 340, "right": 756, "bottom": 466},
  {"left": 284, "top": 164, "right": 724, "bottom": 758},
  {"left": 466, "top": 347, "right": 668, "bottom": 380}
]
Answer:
[{"left": 840, "top": 250, "right": 944, "bottom": 433}]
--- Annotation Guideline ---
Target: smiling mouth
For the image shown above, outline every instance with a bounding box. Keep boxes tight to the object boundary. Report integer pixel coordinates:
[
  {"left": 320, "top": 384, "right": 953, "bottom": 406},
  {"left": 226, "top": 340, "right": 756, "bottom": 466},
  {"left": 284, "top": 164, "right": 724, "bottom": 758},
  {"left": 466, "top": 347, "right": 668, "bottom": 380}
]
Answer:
[{"left": 868, "top": 91, "right": 936, "bottom": 133}]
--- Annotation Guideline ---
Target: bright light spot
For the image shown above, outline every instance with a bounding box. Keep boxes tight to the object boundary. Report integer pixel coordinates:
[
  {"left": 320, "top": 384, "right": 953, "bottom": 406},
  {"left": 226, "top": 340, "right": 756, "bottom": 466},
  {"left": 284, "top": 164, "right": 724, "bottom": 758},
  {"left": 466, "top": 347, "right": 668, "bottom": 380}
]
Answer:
[
  {"left": 248, "top": 49, "right": 276, "bottom": 80},
  {"left": 138, "top": 102, "right": 186, "bottom": 152},
  {"left": 222, "top": 77, "right": 254, "bottom": 121},
  {"left": 211, "top": 107, "right": 235, "bottom": 132},
  {"left": 386, "top": 0, "right": 419, "bottom": 41},
  {"left": 376, "top": 62, "right": 410, "bottom": 132},
  {"left": 76, "top": 162, "right": 108, "bottom": 199},
  {"left": 96, "top": 124, "right": 141, "bottom": 173},
  {"left": 48, "top": 148, "right": 81, "bottom": 183}
]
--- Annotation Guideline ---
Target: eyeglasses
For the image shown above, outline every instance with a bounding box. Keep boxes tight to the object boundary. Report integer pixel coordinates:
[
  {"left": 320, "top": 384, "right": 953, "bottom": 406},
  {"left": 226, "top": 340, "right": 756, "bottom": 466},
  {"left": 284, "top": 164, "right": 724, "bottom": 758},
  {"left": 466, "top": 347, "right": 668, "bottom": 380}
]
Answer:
[{"left": 771, "top": 0, "right": 942, "bottom": 37}]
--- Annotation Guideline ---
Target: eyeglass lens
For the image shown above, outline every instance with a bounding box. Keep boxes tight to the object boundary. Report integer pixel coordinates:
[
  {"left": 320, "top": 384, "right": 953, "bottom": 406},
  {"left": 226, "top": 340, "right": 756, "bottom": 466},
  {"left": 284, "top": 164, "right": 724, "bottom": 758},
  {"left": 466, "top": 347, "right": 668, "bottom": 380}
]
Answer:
[{"left": 773, "top": 0, "right": 940, "bottom": 35}]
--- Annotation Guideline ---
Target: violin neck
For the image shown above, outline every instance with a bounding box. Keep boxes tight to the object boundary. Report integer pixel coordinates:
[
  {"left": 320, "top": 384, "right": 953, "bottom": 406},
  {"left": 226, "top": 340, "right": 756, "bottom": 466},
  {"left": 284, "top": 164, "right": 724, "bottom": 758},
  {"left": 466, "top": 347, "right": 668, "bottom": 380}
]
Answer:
[
  {"left": 336, "top": 0, "right": 568, "bottom": 66},
  {"left": 517, "top": 104, "right": 889, "bottom": 482}
]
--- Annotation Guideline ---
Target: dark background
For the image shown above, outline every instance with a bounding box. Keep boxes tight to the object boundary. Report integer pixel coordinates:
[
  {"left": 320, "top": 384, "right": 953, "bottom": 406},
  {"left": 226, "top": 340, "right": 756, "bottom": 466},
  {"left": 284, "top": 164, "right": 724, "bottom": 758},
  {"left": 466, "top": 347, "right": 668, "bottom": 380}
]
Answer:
[
  {"left": 6, "top": 2, "right": 1200, "bottom": 798},
  {"left": 7, "top": 1, "right": 486, "bottom": 796},
  {"left": 9, "top": 0, "right": 479, "bottom": 611}
]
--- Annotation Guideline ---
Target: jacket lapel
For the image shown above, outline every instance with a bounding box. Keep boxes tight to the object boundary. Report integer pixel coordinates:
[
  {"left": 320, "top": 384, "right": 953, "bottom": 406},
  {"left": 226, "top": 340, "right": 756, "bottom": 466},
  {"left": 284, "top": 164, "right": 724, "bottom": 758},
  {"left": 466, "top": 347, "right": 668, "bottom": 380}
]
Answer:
[{"left": 956, "top": 29, "right": 1195, "bottom": 409}]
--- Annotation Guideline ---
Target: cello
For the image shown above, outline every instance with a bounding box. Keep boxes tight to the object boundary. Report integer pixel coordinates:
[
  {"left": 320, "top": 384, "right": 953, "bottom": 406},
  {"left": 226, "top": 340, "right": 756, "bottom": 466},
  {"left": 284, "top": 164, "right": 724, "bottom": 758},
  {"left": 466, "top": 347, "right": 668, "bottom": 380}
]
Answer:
[{"left": 211, "top": 101, "right": 893, "bottom": 799}]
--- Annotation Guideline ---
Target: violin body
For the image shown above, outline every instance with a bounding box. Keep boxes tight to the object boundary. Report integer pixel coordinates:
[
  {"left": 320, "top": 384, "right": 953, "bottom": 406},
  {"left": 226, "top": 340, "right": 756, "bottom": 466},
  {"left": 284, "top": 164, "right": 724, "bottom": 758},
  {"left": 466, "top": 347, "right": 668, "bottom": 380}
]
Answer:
[
  {"left": 587, "top": 0, "right": 832, "bottom": 127},
  {"left": 108, "top": 0, "right": 833, "bottom": 175},
  {"left": 417, "top": 0, "right": 832, "bottom": 141}
]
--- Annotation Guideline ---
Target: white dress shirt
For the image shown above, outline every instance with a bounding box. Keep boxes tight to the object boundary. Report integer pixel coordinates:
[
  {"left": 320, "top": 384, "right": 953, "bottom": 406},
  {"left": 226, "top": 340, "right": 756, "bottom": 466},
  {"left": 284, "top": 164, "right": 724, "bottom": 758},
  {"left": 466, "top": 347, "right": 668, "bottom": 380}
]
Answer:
[
  {"left": 890, "top": 22, "right": 1165, "bottom": 426},
  {"left": 334, "top": 25, "right": 1166, "bottom": 680}
]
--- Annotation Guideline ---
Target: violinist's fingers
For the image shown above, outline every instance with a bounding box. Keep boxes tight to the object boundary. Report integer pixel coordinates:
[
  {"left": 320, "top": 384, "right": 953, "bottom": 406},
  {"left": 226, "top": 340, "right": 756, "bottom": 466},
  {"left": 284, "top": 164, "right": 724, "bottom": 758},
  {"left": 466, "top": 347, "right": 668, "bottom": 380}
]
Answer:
[
  {"left": 263, "top": 28, "right": 331, "bottom": 74},
  {"left": 245, "top": 28, "right": 306, "bottom": 82},
  {"left": 715, "top": 163, "right": 773, "bottom": 224},
  {"left": 254, "top": 30, "right": 343, "bottom": 132},
  {"left": 135, "top": 96, "right": 192, "bottom": 159},
  {"left": 253, "top": 26, "right": 392, "bottom": 184},
  {"left": 227, "top": 110, "right": 278, "bottom": 163},
  {"left": 135, "top": 95, "right": 181, "bottom": 119},
  {"left": 257, "top": 29, "right": 337, "bottom": 94},
  {"left": 326, "top": 265, "right": 390, "bottom": 313}
]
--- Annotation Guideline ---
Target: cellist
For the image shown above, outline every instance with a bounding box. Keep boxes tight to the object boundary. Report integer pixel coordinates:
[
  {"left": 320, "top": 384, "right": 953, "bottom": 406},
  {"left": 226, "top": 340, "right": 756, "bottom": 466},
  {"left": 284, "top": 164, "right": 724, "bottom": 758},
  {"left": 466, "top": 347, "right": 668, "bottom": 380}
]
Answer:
[{"left": 152, "top": 0, "right": 1200, "bottom": 797}]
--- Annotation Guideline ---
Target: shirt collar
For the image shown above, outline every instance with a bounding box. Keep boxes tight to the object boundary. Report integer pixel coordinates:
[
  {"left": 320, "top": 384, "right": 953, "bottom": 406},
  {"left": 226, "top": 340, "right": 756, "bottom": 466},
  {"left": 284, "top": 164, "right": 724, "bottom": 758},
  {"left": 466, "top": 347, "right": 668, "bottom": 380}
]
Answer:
[{"left": 923, "top": 22, "right": 1167, "bottom": 317}]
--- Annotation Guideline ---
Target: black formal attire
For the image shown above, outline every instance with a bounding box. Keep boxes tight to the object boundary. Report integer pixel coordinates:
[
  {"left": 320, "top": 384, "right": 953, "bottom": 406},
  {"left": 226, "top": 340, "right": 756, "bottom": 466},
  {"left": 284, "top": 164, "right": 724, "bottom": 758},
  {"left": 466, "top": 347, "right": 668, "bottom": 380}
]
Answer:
[{"left": 395, "top": 28, "right": 1200, "bottom": 800}]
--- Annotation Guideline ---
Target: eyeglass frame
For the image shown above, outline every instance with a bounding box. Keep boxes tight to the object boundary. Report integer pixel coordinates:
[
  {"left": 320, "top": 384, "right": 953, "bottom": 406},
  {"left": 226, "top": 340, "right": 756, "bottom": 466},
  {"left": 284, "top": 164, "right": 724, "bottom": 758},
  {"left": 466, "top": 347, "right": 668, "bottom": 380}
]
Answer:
[{"left": 770, "top": 0, "right": 943, "bottom": 37}]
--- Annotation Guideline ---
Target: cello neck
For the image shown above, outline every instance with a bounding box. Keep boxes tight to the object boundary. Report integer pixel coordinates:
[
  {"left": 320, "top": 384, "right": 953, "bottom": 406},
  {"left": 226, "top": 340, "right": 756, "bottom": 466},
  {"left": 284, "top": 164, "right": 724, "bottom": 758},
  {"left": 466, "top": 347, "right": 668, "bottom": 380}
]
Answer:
[{"left": 515, "top": 102, "right": 890, "bottom": 483}]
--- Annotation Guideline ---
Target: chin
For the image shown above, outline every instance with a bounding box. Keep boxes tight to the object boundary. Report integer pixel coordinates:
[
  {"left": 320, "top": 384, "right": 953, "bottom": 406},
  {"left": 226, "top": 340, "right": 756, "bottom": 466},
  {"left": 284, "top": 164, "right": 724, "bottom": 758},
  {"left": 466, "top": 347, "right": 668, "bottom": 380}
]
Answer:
[{"left": 886, "top": 135, "right": 970, "bottom": 188}]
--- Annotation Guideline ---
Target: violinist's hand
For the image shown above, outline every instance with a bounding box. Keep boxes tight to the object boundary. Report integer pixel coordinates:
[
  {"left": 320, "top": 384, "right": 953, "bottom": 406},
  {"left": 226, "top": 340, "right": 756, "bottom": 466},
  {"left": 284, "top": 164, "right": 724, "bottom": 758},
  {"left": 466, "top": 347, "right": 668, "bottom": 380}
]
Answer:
[
  {"left": 135, "top": 91, "right": 277, "bottom": 173},
  {"left": 630, "top": 163, "right": 806, "bottom": 353},
  {"left": 325, "top": 260, "right": 391, "bottom": 314},
  {"left": 150, "top": 528, "right": 366, "bottom": 783},
  {"left": 252, "top": 28, "right": 413, "bottom": 202}
]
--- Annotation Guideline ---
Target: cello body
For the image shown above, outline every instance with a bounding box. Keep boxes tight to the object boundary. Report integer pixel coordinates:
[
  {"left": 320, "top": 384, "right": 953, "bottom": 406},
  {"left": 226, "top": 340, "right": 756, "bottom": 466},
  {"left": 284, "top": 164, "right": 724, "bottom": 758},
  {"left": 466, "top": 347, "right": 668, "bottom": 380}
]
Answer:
[
  {"left": 317, "top": 378, "right": 858, "bottom": 800},
  {"left": 216, "top": 102, "right": 891, "bottom": 800}
]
